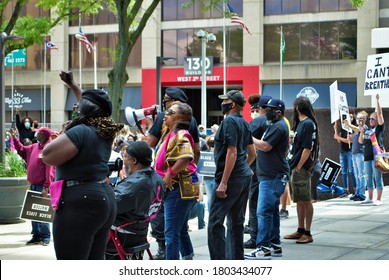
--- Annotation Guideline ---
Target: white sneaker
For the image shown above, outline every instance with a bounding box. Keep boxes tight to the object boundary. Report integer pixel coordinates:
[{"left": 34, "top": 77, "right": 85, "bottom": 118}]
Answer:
[
  {"left": 373, "top": 200, "right": 383, "bottom": 206},
  {"left": 244, "top": 246, "right": 271, "bottom": 260},
  {"left": 361, "top": 198, "right": 373, "bottom": 204}
]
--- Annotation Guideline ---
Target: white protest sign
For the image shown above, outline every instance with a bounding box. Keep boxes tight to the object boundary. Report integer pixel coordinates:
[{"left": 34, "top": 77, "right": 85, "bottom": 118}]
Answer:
[
  {"left": 338, "top": 90, "right": 352, "bottom": 133},
  {"left": 329, "top": 81, "right": 339, "bottom": 123},
  {"left": 364, "top": 53, "right": 389, "bottom": 96}
]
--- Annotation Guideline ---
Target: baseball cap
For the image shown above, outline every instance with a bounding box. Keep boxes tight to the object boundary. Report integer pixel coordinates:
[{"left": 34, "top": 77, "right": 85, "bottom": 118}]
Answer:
[
  {"left": 262, "top": 98, "right": 285, "bottom": 114},
  {"left": 218, "top": 90, "right": 245, "bottom": 106},
  {"left": 165, "top": 87, "right": 188, "bottom": 103},
  {"left": 258, "top": 95, "right": 273, "bottom": 108}
]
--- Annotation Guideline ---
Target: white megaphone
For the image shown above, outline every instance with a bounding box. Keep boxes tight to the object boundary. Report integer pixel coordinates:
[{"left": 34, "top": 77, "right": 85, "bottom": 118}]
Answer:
[{"left": 125, "top": 105, "right": 160, "bottom": 135}]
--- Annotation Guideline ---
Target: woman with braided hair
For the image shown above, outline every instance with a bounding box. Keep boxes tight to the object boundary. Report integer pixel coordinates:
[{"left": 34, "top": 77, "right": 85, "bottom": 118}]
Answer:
[{"left": 43, "top": 72, "right": 124, "bottom": 259}]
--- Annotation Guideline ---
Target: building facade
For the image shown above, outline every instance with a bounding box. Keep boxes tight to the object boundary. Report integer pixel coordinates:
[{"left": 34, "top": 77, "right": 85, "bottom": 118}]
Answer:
[{"left": 3, "top": 0, "right": 389, "bottom": 129}]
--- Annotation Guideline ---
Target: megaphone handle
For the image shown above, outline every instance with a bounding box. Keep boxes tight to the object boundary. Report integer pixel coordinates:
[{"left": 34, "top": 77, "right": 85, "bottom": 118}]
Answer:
[{"left": 133, "top": 111, "right": 146, "bottom": 136}]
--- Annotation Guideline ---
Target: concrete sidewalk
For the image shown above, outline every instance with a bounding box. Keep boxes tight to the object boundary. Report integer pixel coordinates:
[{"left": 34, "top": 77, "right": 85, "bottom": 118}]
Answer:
[{"left": 1, "top": 186, "right": 389, "bottom": 260}]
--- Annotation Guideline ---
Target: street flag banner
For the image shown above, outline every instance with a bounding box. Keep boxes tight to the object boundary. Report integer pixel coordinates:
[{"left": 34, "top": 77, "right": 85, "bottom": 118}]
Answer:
[
  {"left": 280, "top": 30, "right": 286, "bottom": 64},
  {"left": 44, "top": 40, "right": 58, "bottom": 50},
  {"left": 75, "top": 27, "right": 92, "bottom": 53},
  {"left": 365, "top": 52, "right": 389, "bottom": 96},
  {"left": 329, "top": 80, "right": 339, "bottom": 123},
  {"left": 226, "top": 3, "right": 252, "bottom": 35}
]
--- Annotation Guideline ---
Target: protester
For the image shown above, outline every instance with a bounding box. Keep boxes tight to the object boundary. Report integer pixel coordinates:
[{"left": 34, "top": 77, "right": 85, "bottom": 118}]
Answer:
[
  {"left": 43, "top": 73, "right": 124, "bottom": 259},
  {"left": 245, "top": 98, "right": 289, "bottom": 260},
  {"left": 11, "top": 126, "right": 54, "bottom": 246},
  {"left": 15, "top": 107, "right": 36, "bottom": 144},
  {"left": 106, "top": 141, "right": 164, "bottom": 259},
  {"left": 208, "top": 90, "right": 256, "bottom": 260},
  {"left": 285, "top": 96, "right": 319, "bottom": 244},
  {"left": 154, "top": 102, "right": 198, "bottom": 260}
]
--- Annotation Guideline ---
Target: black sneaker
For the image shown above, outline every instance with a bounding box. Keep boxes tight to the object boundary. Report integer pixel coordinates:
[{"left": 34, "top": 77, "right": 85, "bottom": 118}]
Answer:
[
  {"left": 244, "top": 225, "right": 250, "bottom": 234},
  {"left": 270, "top": 243, "right": 282, "bottom": 257},
  {"left": 244, "top": 246, "right": 271, "bottom": 260},
  {"left": 26, "top": 238, "right": 41, "bottom": 245},
  {"left": 41, "top": 240, "right": 50, "bottom": 246},
  {"left": 279, "top": 209, "right": 289, "bottom": 218},
  {"left": 243, "top": 239, "right": 256, "bottom": 249}
]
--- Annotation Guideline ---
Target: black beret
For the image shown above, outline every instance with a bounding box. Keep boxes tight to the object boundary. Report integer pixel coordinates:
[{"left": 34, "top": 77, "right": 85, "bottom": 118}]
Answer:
[
  {"left": 126, "top": 141, "right": 153, "bottom": 166},
  {"left": 165, "top": 87, "right": 188, "bottom": 103},
  {"left": 82, "top": 89, "right": 112, "bottom": 115}
]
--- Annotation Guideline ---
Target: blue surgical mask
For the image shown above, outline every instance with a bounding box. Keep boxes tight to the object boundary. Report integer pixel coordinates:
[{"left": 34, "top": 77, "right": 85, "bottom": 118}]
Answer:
[{"left": 24, "top": 122, "right": 31, "bottom": 129}]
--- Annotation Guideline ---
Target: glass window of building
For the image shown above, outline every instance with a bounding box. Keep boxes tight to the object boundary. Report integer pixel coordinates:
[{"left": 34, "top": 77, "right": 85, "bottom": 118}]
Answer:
[
  {"left": 69, "top": 33, "right": 141, "bottom": 69},
  {"left": 162, "top": 0, "right": 242, "bottom": 21},
  {"left": 69, "top": 9, "right": 117, "bottom": 26},
  {"left": 265, "top": 0, "right": 354, "bottom": 15},
  {"left": 264, "top": 20, "right": 357, "bottom": 62},
  {"left": 162, "top": 27, "right": 243, "bottom": 66}
]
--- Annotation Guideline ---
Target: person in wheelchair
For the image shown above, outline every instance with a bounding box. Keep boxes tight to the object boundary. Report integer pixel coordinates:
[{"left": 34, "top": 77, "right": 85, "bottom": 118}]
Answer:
[{"left": 106, "top": 141, "right": 164, "bottom": 260}]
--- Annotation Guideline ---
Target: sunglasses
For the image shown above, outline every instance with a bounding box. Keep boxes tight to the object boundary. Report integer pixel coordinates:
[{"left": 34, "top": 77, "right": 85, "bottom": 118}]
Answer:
[
  {"left": 369, "top": 117, "right": 375, "bottom": 121},
  {"left": 165, "top": 108, "right": 177, "bottom": 116},
  {"left": 163, "top": 98, "right": 173, "bottom": 103}
]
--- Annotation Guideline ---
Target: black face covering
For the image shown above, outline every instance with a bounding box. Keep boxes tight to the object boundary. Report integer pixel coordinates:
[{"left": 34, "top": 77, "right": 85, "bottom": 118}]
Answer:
[
  {"left": 33, "top": 123, "right": 38, "bottom": 129},
  {"left": 221, "top": 103, "right": 233, "bottom": 115},
  {"left": 265, "top": 109, "right": 280, "bottom": 124}
]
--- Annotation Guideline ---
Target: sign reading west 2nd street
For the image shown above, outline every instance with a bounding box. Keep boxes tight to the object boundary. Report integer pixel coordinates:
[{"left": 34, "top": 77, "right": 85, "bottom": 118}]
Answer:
[
  {"left": 4, "top": 49, "right": 26, "bottom": 67},
  {"left": 364, "top": 52, "right": 389, "bottom": 96}
]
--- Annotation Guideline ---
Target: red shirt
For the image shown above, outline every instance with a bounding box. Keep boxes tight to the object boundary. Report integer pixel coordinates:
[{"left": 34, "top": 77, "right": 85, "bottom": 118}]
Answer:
[{"left": 13, "top": 138, "right": 55, "bottom": 188}]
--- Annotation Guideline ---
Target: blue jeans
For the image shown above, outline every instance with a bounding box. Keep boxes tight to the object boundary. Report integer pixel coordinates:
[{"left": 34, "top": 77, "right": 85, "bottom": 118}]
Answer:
[
  {"left": 340, "top": 151, "right": 357, "bottom": 191},
  {"left": 204, "top": 177, "right": 216, "bottom": 212},
  {"left": 256, "top": 178, "right": 286, "bottom": 248},
  {"left": 352, "top": 153, "right": 366, "bottom": 196},
  {"left": 208, "top": 176, "right": 251, "bottom": 260},
  {"left": 164, "top": 186, "right": 195, "bottom": 260},
  {"left": 365, "top": 160, "right": 384, "bottom": 190},
  {"left": 188, "top": 201, "right": 206, "bottom": 229},
  {"left": 30, "top": 184, "right": 51, "bottom": 242}
]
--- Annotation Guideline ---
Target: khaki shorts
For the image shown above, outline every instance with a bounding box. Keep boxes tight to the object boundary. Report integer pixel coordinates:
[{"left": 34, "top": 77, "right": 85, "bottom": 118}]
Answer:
[{"left": 290, "top": 167, "right": 312, "bottom": 202}]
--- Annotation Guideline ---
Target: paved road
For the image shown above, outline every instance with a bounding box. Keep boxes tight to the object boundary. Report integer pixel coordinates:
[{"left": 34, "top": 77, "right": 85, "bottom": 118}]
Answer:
[{"left": 1, "top": 186, "right": 389, "bottom": 260}]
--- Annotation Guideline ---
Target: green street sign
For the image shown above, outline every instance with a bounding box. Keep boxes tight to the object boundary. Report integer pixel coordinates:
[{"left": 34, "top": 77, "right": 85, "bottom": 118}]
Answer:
[{"left": 4, "top": 49, "right": 26, "bottom": 66}]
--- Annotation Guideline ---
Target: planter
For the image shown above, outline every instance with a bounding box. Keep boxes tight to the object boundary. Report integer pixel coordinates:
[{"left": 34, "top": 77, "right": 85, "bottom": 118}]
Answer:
[{"left": 0, "top": 177, "right": 29, "bottom": 224}]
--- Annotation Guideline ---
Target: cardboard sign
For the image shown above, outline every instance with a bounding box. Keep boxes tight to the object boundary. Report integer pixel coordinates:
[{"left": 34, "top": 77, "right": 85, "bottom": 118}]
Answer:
[
  {"left": 364, "top": 53, "right": 389, "bottom": 96},
  {"left": 197, "top": 151, "right": 216, "bottom": 176},
  {"left": 329, "top": 81, "right": 339, "bottom": 124},
  {"left": 338, "top": 90, "right": 352, "bottom": 133},
  {"left": 318, "top": 158, "right": 341, "bottom": 185},
  {"left": 20, "top": 190, "right": 54, "bottom": 223}
]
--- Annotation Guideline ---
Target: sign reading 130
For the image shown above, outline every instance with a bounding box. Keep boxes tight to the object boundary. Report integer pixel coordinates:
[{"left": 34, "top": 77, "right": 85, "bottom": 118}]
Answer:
[{"left": 184, "top": 56, "right": 213, "bottom": 76}]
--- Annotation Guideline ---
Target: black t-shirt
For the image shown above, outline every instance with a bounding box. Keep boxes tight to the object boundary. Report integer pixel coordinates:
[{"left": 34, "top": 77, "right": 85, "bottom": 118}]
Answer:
[
  {"left": 257, "top": 119, "right": 290, "bottom": 180},
  {"left": 288, "top": 118, "right": 318, "bottom": 171},
  {"left": 339, "top": 129, "right": 352, "bottom": 152},
  {"left": 363, "top": 123, "right": 385, "bottom": 161},
  {"left": 55, "top": 124, "right": 112, "bottom": 181},
  {"left": 148, "top": 112, "right": 200, "bottom": 143},
  {"left": 250, "top": 116, "right": 268, "bottom": 175},
  {"left": 214, "top": 114, "right": 253, "bottom": 183}
]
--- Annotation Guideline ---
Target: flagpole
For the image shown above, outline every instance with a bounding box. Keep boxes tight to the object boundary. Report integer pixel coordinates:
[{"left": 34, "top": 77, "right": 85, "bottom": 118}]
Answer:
[
  {"left": 43, "top": 43, "right": 47, "bottom": 126},
  {"left": 223, "top": 2, "right": 226, "bottom": 95},
  {"left": 94, "top": 44, "right": 97, "bottom": 89},
  {"left": 280, "top": 26, "right": 283, "bottom": 100},
  {"left": 79, "top": 15, "right": 82, "bottom": 88}
]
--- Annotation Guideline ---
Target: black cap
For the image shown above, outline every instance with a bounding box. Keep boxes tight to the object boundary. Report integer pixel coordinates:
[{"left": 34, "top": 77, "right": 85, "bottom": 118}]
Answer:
[
  {"left": 262, "top": 98, "right": 285, "bottom": 114},
  {"left": 165, "top": 87, "right": 188, "bottom": 103},
  {"left": 126, "top": 141, "right": 153, "bottom": 166},
  {"left": 218, "top": 90, "right": 245, "bottom": 106},
  {"left": 82, "top": 89, "right": 112, "bottom": 115},
  {"left": 258, "top": 95, "right": 272, "bottom": 108}
]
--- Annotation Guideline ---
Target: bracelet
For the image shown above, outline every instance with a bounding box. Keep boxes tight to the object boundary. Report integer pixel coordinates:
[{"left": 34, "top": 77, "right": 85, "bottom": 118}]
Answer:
[{"left": 167, "top": 167, "right": 177, "bottom": 177}]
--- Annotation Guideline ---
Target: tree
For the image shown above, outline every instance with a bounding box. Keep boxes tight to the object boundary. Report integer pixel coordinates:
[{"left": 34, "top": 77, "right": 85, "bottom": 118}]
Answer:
[{"left": 349, "top": 0, "right": 367, "bottom": 7}]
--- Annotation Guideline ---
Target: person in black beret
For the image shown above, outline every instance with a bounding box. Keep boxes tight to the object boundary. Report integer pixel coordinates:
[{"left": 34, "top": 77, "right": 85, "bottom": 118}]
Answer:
[
  {"left": 146, "top": 86, "right": 201, "bottom": 259},
  {"left": 42, "top": 71, "right": 124, "bottom": 260},
  {"left": 106, "top": 141, "right": 164, "bottom": 259}
]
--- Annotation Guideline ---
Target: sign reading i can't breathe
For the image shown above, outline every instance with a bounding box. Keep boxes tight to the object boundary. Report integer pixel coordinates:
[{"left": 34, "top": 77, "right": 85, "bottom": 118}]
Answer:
[
  {"left": 364, "top": 53, "right": 389, "bottom": 96},
  {"left": 20, "top": 190, "right": 54, "bottom": 223}
]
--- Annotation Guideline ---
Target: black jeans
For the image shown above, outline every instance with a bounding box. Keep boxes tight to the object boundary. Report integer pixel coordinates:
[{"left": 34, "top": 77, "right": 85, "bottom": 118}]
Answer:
[
  {"left": 53, "top": 182, "right": 116, "bottom": 260},
  {"left": 208, "top": 176, "right": 251, "bottom": 260},
  {"left": 248, "top": 175, "right": 259, "bottom": 241}
]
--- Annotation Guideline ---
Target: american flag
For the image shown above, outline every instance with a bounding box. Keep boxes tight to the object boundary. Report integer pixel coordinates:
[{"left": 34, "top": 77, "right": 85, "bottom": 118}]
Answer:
[
  {"left": 75, "top": 27, "right": 92, "bottom": 53},
  {"left": 45, "top": 40, "right": 58, "bottom": 50},
  {"left": 226, "top": 3, "right": 252, "bottom": 35}
]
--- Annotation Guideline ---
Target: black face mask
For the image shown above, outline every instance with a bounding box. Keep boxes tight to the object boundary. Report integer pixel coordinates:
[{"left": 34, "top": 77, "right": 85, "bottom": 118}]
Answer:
[
  {"left": 265, "top": 109, "right": 280, "bottom": 124},
  {"left": 221, "top": 103, "right": 233, "bottom": 115},
  {"left": 33, "top": 123, "right": 38, "bottom": 129}
]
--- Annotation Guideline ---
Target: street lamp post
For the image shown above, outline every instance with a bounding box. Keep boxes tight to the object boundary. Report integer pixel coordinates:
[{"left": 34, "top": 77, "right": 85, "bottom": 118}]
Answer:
[
  {"left": 156, "top": 56, "right": 175, "bottom": 107},
  {"left": 0, "top": 32, "right": 24, "bottom": 162},
  {"left": 196, "top": 30, "right": 216, "bottom": 130}
]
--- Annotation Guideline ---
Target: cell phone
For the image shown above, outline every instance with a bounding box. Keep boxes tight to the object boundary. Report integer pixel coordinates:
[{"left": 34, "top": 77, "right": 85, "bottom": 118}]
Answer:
[
  {"left": 341, "top": 114, "right": 347, "bottom": 121},
  {"left": 359, "top": 119, "right": 364, "bottom": 126}
]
